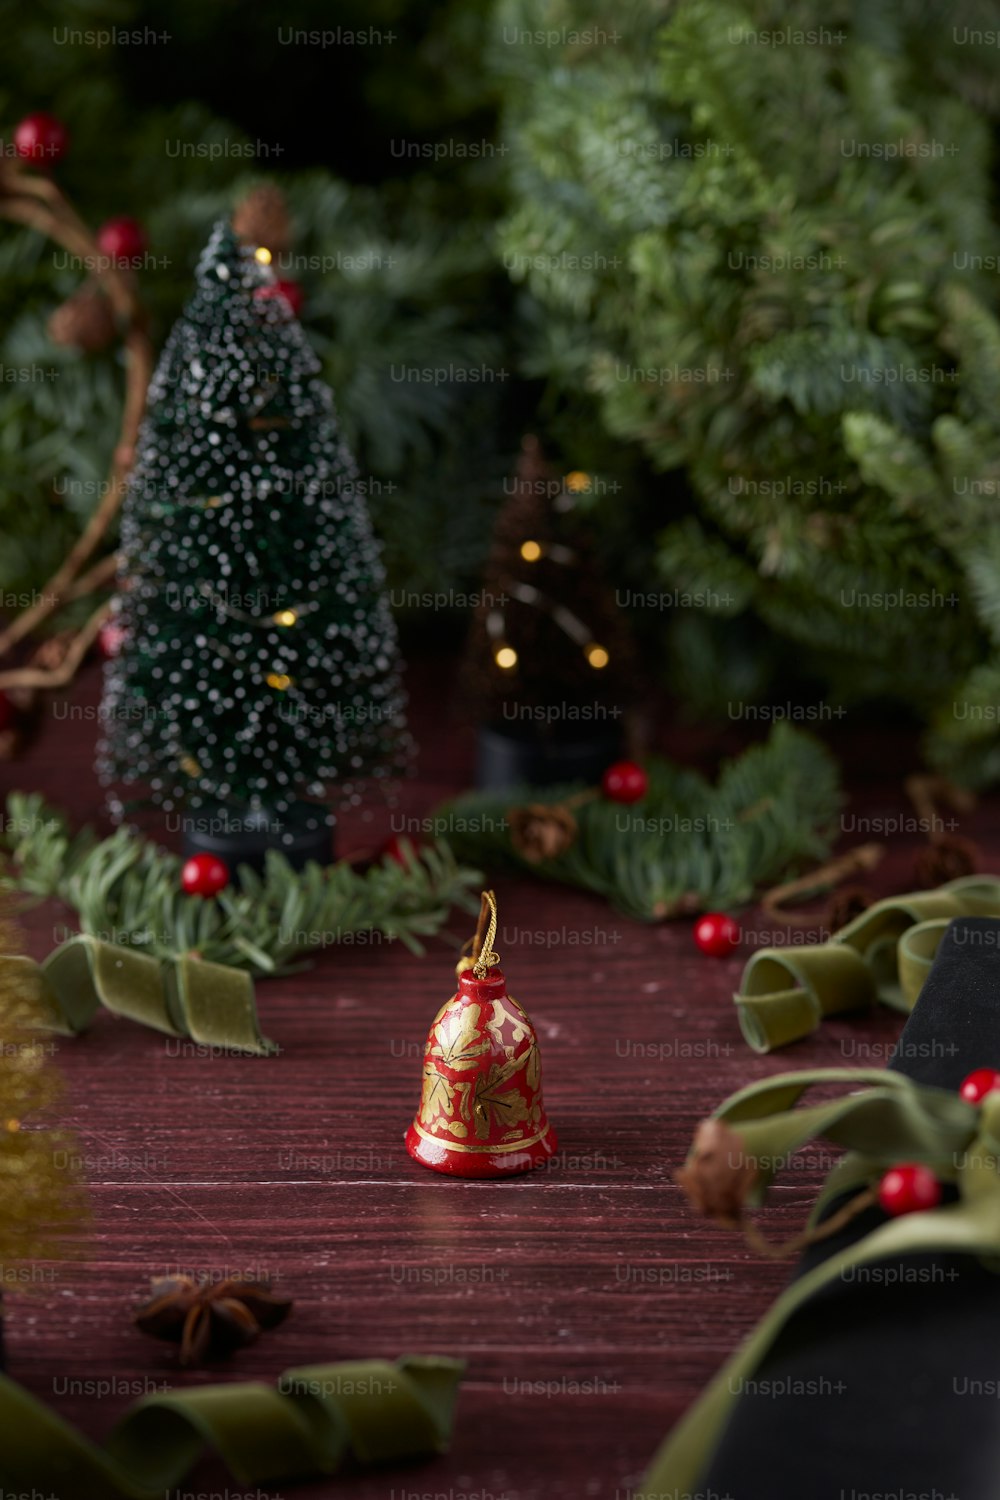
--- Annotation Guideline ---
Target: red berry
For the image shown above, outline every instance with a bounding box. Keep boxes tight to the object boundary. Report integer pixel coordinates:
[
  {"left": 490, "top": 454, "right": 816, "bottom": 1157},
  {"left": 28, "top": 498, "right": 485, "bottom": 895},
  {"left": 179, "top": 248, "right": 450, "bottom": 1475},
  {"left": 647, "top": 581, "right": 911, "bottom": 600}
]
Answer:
[
  {"left": 0, "top": 690, "right": 14, "bottom": 733},
  {"left": 254, "top": 280, "right": 304, "bottom": 316},
  {"left": 878, "top": 1163, "right": 941, "bottom": 1217},
  {"left": 97, "top": 620, "right": 127, "bottom": 659},
  {"left": 959, "top": 1067, "right": 1000, "bottom": 1104},
  {"left": 382, "top": 834, "right": 418, "bottom": 867},
  {"left": 693, "top": 911, "right": 741, "bottom": 957},
  {"left": 601, "top": 759, "right": 648, "bottom": 804},
  {"left": 180, "top": 853, "right": 230, "bottom": 898},
  {"left": 97, "top": 216, "right": 147, "bottom": 264},
  {"left": 14, "top": 113, "right": 69, "bottom": 164}
]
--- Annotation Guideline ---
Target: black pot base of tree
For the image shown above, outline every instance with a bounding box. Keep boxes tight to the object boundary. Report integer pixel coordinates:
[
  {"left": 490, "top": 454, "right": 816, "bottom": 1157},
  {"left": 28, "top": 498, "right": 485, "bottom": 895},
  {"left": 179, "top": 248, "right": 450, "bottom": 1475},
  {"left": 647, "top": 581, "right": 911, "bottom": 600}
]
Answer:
[
  {"left": 475, "top": 724, "right": 622, "bottom": 790},
  {"left": 182, "top": 802, "right": 334, "bottom": 874}
]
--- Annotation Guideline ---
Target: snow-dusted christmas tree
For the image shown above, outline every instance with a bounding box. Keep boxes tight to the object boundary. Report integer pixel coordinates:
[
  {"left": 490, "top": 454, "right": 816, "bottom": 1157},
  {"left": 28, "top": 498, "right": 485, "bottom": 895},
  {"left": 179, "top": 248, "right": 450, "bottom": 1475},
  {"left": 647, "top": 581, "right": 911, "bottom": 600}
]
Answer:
[{"left": 98, "top": 221, "right": 408, "bottom": 862}]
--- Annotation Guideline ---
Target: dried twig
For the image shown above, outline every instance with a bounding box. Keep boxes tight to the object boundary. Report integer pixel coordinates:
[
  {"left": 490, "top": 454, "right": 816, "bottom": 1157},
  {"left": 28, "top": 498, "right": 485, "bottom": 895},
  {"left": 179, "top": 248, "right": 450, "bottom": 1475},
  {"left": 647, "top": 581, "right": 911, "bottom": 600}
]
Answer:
[
  {"left": 760, "top": 842, "right": 885, "bottom": 926},
  {"left": 0, "top": 600, "right": 111, "bottom": 691},
  {"left": 0, "top": 157, "right": 153, "bottom": 677},
  {"left": 905, "top": 773, "right": 981, "bottom": 887},
  {"left": 64, "top": 552, "right": 120, "bottom": 601}
]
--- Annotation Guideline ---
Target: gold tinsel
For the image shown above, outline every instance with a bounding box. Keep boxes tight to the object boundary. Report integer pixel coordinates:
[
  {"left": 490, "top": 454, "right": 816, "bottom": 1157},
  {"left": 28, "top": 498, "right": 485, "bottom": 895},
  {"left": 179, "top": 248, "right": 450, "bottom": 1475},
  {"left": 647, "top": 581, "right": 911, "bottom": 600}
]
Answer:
[
  {"left": 0, "top": 901, "right": 86, "bottom": 1278},
  {"left": 232, "top": 183, "right": 292, "bottom": 256}
]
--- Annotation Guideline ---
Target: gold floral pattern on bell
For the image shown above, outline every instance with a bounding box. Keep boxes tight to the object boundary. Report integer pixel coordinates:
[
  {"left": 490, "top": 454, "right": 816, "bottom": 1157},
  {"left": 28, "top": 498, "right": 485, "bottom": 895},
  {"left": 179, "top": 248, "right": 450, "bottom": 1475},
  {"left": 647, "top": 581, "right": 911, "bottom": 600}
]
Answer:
[{"left": 406, "top": 967, "right": 557, "bottom": 1178}]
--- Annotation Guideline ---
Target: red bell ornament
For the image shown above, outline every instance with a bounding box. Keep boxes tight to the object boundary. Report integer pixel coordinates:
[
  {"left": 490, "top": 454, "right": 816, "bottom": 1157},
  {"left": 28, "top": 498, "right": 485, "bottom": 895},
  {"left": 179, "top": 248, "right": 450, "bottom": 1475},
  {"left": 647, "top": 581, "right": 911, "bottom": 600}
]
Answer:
[{"left": 405, "top": 890, "right": 557, "bottom": 1178}]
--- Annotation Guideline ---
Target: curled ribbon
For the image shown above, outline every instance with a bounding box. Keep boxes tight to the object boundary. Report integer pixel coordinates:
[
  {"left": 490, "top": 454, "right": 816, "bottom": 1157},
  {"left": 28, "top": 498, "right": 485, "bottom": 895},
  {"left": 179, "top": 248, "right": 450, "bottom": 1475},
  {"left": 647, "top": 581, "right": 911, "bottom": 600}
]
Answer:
[
  {"left": 0, "top": 1355, "right": 462, "bottom": 1498},
  {"left": 0, "top": 934, "right": 276, "bottom": 1055},
  {"left": 642, "top": 1068, "right": 1000, "bottom": 1494},
  {"left": 734, "top": 874, "right": 1000, "bottom": 1053}
]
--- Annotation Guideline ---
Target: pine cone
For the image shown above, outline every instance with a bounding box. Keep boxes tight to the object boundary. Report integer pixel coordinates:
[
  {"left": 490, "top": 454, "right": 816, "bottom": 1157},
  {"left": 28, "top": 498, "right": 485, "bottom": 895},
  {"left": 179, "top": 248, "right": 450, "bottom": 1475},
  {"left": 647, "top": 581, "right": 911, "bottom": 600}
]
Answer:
[
  {"left": 675, "top": 1118, "right": 758, "bottom": 1228},
  {"left": 47, "top": 284, "right": 116, "bottom": 353},
  {"left": 508, "top": 803, "right": 579, "bottom": 863},
  {"left": 912, "top": 835, "right": 980, "bottom": 889},
  {"left": 233, "top": 183, "right": 292, "bottom": 256}
]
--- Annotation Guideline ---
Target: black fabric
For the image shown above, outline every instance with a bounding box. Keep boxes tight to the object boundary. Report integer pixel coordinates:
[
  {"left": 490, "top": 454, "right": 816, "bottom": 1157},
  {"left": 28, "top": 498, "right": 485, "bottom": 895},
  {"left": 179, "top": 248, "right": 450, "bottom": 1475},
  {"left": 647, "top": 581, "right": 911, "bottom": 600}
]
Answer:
[{"left": 698, "top": 917, "right": 1000, "bottom": 1500}]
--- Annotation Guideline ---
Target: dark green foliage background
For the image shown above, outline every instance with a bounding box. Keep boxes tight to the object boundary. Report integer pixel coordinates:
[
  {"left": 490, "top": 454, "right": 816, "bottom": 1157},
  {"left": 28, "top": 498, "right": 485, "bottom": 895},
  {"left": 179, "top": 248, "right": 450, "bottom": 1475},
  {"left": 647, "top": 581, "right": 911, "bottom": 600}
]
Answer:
[
  {"left": 5, "top": 0, "right": 1000, "bottom": 777},
  {"left": 0, "top": 0, "right": 520, "bottom": 629}
]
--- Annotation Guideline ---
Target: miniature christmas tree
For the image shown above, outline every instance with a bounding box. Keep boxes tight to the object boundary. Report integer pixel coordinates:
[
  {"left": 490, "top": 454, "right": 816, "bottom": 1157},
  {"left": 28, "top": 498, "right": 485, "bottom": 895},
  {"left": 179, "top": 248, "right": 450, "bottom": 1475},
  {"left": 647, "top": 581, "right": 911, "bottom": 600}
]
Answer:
[
  {"left": 97, "top": 221, "right": 408, "bottom": 864},
  {"left": 460, "top": 435, "right": 638, "bottom": 786}
]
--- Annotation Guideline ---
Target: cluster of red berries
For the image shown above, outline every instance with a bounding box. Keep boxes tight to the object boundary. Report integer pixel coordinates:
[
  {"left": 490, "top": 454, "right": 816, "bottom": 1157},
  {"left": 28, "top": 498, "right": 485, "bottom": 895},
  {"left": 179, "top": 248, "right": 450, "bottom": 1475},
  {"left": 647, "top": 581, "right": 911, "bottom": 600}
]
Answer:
[
  {"left": 12, "top": 114, "right": 147, "bottom": 264},
  {"left": 878, "top": 1067, "right": 1000, "bottom": 1216}
]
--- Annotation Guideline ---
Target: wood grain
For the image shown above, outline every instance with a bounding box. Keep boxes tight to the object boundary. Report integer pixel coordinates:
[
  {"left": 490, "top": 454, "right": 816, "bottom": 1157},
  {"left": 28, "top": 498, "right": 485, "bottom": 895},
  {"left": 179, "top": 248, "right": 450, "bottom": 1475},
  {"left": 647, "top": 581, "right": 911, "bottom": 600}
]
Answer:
[{"left": 1, "top": 656, "right": 990, "bottom": 1499}]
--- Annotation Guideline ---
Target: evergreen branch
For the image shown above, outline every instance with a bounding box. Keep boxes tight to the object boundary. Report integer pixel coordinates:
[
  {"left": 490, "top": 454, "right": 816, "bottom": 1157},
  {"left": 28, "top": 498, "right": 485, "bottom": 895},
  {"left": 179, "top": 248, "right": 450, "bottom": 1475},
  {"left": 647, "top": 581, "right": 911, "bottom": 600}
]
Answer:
[
  {"left": 434, "top": 723, "right": 841, "bottom": 921},
  {"left": 0, "top": 794, "right": 482, "bottom": 976},
  {"left": 492, "top": 0, "right": 1000, "bottom": 783}
]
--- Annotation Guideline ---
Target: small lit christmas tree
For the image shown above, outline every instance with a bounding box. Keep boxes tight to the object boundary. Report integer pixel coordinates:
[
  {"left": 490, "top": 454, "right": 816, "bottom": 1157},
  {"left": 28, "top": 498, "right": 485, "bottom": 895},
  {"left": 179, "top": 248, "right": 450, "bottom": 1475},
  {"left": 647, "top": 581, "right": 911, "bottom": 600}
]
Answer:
[
  {"left": 461, "top": 435, "right": 638, "bottom": 786},
  {"left": 98, "top": 221, "right": 408, "bottom": 865}
]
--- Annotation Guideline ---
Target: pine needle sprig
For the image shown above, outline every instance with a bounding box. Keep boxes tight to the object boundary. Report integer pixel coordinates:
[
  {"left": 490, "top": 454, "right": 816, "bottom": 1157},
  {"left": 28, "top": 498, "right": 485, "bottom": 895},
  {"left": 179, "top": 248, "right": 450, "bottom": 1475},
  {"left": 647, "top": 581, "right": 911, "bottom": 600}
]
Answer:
[
  {"left": 0, "top": 794, "right": 482, "bottom": 976},
  {"left": 434, "top": 724, "right": 841, "bottom": 921}
]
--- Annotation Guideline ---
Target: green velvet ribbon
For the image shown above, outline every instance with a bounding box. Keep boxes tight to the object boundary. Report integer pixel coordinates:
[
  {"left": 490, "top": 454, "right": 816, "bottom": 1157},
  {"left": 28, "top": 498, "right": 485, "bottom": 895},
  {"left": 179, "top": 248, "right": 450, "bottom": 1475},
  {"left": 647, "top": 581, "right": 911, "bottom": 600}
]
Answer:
[
  {"left": 0, "top": 1355, "right": 462, "bottom": 1498},
  {"left": 735, "top": 874, "right": 1000, "bottom": 1053},
  {"left": 0, "top": 934, "right": 276, "bottom": 1055},
  {"left": 642, "top": 1068, "right": 1000, "bottom": 1495}
]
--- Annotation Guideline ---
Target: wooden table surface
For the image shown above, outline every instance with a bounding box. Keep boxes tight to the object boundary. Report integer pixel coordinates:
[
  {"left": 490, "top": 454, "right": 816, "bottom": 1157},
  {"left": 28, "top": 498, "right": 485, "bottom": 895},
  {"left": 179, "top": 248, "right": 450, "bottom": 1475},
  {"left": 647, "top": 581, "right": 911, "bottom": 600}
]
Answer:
[{"left": 1, "top": 656, "right": 987, "bottom": 1499}]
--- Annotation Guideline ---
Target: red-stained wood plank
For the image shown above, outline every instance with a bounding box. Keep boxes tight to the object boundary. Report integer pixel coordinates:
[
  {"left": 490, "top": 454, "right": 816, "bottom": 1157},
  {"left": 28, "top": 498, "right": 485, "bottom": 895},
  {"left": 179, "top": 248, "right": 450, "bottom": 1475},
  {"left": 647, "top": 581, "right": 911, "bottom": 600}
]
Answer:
[{"left": 0, "top": 655, "right": 990, "bottom": 1498}]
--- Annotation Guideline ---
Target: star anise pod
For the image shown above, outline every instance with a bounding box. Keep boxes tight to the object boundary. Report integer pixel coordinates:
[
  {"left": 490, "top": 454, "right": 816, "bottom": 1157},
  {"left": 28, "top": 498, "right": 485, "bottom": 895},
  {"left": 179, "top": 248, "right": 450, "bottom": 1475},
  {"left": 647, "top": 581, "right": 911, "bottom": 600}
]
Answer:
[{"left": 134, "top": 1274, "right": 292, "bottom": 1366}]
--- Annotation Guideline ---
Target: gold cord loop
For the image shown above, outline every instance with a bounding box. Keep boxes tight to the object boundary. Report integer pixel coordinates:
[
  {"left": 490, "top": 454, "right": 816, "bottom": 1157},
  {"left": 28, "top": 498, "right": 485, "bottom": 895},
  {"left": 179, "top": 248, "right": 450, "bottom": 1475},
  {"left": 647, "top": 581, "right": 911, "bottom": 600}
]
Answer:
[{"left": 472, "top": 890, "right": 501, "bottom": 978}]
